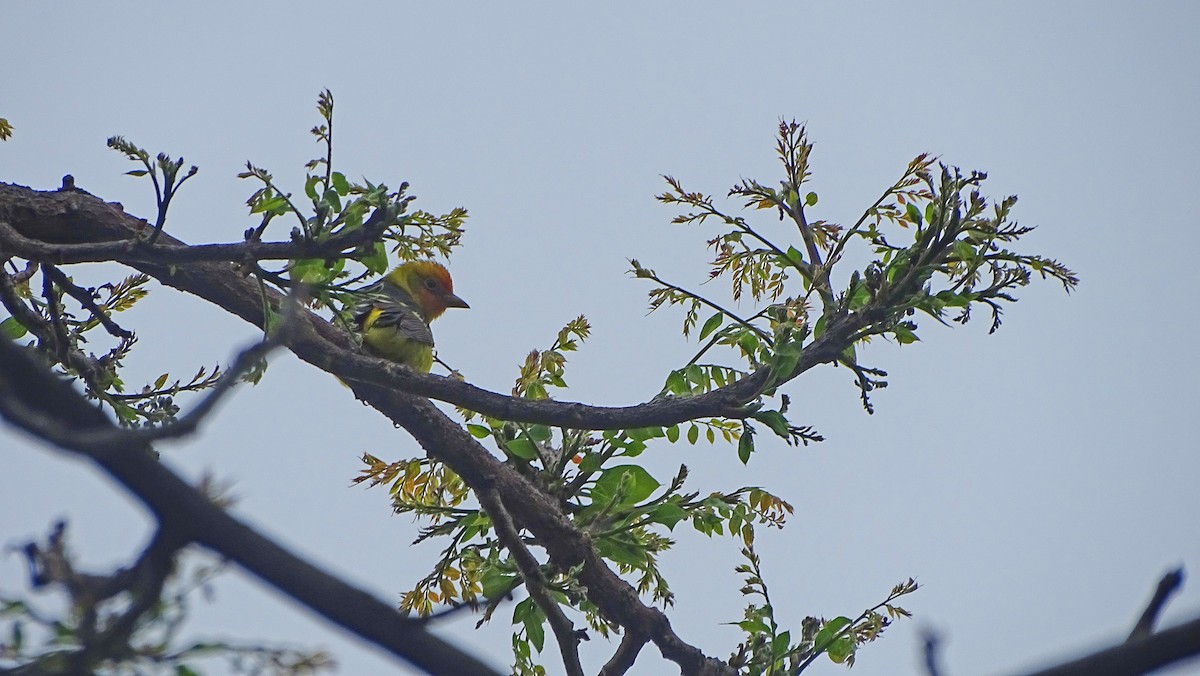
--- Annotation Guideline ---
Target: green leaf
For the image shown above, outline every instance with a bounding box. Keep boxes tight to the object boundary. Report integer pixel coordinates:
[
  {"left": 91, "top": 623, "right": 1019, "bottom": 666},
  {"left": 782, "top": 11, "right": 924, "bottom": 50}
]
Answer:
[
  {"left": 362, "top": 241, "right": 389, "bottom": 275},
  {"left": 1, "top": 316, "right": 28, "bottom": 339},
  {"left": 343, "top": 201, "right": 366, "bottom": 230},
  {"left": 769, "top": 342, "right": 802, "bottom": 382},
  {"left": 482, "top": 566, "right": 517, "bottom": 600},
  {"left": 304, "top": 174, "right": 321, "bottom": 201},
  {"left": 952, "top": 239, "right": 976, "bottom": 262},
  {"left": 648, "top": 502, "right": 688, "bottom": 530},
  {"left": 841, "top": 343, "right": 856, "bottom": 363},
  {"left": 290, "top": 257, "right": 336, "bottom": 285},
  {"left": 460, "top": 512, "right": 486, "bottom": 540},
  {"left": 322, "top": 187, "right": 342, "bottom": 213},
  {"left": 772, "top": 630, "right": 792, "bottom": 658},
  {"left": 466, "top": 424, "right": 491, "bottom": 439},
  {"left": 505, "top": 437, "right": 539, "bottom": 461},
  {"left": 664, "top": 369, "right": 690, "bottom": 396},
  {"left": 578, "top": 451, "right": 604, "bottom": 473},
  {"left": 849, "top": 283, "right": 870, "bottom": 310},
  {"left": 737, "top": 330, "right": 760, "bottom": 355},
  {"left": 814, "top": 616, "right": 853, "bottom": 653},
  {"left": 113, "top": 402, "right": 138, "bottom": 424},
  {"left": 893, "top": 325, "right": 918, "bottom": 344},
  {"left": 738, "top": 426, "right": 754, "bottom": 464},
  {"left": 752, "top": 410, "right": 790, "bottom": 439},
  {"left": 514, "top": 598, "right": 546, "bottom": 653},
  {"left": 737, "top": 619, "right": 770, "bottom": 634},
  {"left": 805, "top": 191, "right": 818, "bottom": 206},
  {"left": 784, "top": 245, "right": 806, "bottom": 267},
  {"left": 331, "top": 171, "right": 350, "bottom": 195},
  {"left": 595, "top": 535, "right": 648, "bottom": 566},
  {"left": 527, "top": 424, "right": 553, "bottom": 442},
  {"left": 687, "top": 424, "right": 699, "bottom": 445},
  {"left": 827, "top": 635, "right": 856, "bottom": 664},
  {"left": 936, "top": 290, "right": 974, "bottom": 307},
  {"left": 905, "top": 202, "right": 923, "bottom": 226},
  {"left": 592, "top": 465, "right": 660, "bottom": 507},
  {"left": 699, "top": 312, "right": 724, "bottom": 341},
  {"left": 251, "top": 194, "right": 289, "bottom": 215},
  {"left": 665, "top": 424, "right": 680, "bottom": 443},
  {"left": 627, "top": 426, "right": 664, "bottom": 442}
]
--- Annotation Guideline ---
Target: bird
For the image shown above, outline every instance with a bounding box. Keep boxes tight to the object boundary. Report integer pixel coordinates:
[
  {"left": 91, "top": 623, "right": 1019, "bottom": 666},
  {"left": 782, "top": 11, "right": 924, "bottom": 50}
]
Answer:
[{"left": 353, "top": 261, "right": 468, "bottom": 372}]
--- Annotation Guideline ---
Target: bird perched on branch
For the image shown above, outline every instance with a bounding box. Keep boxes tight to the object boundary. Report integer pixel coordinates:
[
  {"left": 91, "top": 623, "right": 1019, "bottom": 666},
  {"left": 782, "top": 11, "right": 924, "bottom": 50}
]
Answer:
[{"left": 353, "top": 261, "right": 468, "bottom": 372}]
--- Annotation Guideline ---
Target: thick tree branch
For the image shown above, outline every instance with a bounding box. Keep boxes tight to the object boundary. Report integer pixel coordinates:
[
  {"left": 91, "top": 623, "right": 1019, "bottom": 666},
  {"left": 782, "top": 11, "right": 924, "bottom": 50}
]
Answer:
[
  {"left": 599, "top": 630, "right": 649, "bottom": 676},
  {"left": 0, "top": 182, "right": 862, "bottom": 431},
  {"left": 0, "top": 181, "right": 735, "bottom": 672},
  {"left": 344, "top": 380, "right": 734, "bottom": 674},
  {"left": 1018, "top": 614, "right": 1200, "bottom": 676},
  {"left": 0, "top": 335, "right": 500, "bottom": 676}
]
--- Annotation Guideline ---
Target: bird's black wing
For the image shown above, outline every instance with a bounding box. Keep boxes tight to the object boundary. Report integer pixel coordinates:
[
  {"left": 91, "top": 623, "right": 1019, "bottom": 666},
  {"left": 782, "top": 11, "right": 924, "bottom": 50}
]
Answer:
[{"left": 353, "top": 281, "right": 435, "bottom": 346}]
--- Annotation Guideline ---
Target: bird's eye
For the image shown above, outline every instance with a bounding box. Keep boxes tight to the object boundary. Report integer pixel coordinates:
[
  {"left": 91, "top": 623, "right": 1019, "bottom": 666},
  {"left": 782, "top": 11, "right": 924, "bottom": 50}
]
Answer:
[{"left": 424, "top": 278, "right": 439, "bottom": 290}]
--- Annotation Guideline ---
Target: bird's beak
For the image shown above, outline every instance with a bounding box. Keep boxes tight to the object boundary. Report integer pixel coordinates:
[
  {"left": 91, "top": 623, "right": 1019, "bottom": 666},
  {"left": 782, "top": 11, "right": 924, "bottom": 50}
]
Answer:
[{"left": 443, "top": 292, "right": 469, "bottom": 309}]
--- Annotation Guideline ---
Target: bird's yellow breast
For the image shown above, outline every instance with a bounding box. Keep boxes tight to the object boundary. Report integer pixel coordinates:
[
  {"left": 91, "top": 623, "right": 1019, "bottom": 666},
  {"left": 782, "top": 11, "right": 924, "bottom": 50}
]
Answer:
[{"left": 362, "top": 309, "right": 435, "bottom": 373}]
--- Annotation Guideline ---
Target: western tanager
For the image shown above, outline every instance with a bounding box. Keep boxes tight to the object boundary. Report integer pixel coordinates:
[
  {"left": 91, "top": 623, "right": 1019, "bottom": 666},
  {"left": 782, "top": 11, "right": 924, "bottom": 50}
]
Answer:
[{"left": 353, "top": 261, "right": 468, "bottom": 372}]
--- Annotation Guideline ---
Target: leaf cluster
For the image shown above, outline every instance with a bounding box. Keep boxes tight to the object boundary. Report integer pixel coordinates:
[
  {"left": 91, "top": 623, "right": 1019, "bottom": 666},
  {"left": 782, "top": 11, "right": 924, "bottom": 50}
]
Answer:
[
  {"left": 235, "top": 89, "right": 466, "bottom": 340},
  {"left": 0, "top": 94, "right": 1080, "bottom": 675},
  {"left": 639, "top": 120, "right": 1078, "bottom": 424},
  {"left": 360, "top": 316, "right": 805, "bottom": 671},
  {"left": 0, "top": 265, "right": 220, "bottom": 427},
  {"left": 728, "top": 545, "right": 917, "bottom": 675}
]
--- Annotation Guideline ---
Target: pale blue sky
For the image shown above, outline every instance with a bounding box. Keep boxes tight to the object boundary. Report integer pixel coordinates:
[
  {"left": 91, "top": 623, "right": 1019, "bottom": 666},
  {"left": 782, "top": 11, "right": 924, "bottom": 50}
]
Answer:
[{"left": 3, "top": 3, "right": 1199, "bottom": 674}]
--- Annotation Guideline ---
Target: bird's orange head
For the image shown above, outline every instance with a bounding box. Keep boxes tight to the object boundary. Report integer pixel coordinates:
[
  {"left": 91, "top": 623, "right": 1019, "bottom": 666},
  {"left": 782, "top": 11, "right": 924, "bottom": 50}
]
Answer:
[{"left": 387, "top": 261, "right": 469, "bottom": 321}]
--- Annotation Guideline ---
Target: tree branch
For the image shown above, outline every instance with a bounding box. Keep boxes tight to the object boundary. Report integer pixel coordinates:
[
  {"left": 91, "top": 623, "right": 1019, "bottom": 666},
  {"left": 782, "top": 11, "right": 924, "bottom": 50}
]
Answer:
[
  {"left": 0, "top": 181, "right": 849, "bottom": 431},
  {"left": 0, "top": 335, "right": 501, "bottom": 676},
  {"left": 42, "top": 262, "right": 135, "bottom": 339},
  {"left": 599, "top": 629, "right": 649, "bottom": 676},
  {"left": 478, "top": 488, "right": 586, "bottom": 676},
  {"left": 0, "top": 202, "right": 386, "bottom": 266},
  {"left": 1129, "top": 567, "right": 1185, "bottom": 642},
  {"left": 0, "top": 180, "right": 735, "bottom": 673},
  {"left": 1019, "top": 614, "right": 1200, "bottom": 676}
]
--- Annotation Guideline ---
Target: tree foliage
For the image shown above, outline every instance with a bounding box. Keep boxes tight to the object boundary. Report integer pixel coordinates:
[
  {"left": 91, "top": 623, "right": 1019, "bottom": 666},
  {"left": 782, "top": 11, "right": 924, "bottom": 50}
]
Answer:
[{"left": 0, "top": 92, "right": 1096, "bottom": 676}]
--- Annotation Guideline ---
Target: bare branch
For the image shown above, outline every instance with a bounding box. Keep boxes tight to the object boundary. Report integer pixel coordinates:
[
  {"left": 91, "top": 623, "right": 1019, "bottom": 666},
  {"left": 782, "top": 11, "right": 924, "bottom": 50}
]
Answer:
[
  {"left": 599, "top": 630, "right": 649, "bottom": 676},
  {"left": 1129, "top": 567, "right": 1185, "bottom": 642},
  {"left": 1019, "top": 614, "right": 1200, "bottom": 676}
]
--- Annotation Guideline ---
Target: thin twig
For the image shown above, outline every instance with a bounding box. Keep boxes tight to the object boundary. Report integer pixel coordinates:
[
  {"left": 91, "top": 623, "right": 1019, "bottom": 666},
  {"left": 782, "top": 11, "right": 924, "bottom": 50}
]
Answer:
[
  {"left": 1129, "top": 568, "right": 1185, "bottom": 642},
  {"left": 70, "top": 290, "right": 305, "bottom": 448},
  {"left": 42, "top": 263, "right": 135, "bottom": 339}
]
